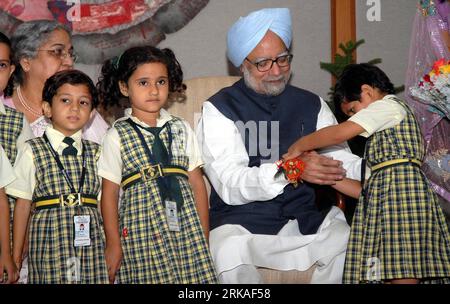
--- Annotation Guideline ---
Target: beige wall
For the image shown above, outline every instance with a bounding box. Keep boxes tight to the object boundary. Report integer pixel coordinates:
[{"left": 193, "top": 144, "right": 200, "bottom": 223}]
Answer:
[
  {"left": 356, "top": 0, "right": 417, "bottom": 98},
  {"left": 77, "top": 0, "right": 417, "bottom": 102}
]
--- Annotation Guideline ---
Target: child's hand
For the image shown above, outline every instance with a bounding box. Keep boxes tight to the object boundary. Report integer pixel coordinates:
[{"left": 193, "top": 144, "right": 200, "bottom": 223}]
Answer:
[
  {"left": 105, "top": 243, "right": 122, "bottom": 284},
  {"left": 282, "top": 149, "right": 304, "bottom": 161},
  {"left": 0, "top": 254, "right": 19, "bottom": 284}
]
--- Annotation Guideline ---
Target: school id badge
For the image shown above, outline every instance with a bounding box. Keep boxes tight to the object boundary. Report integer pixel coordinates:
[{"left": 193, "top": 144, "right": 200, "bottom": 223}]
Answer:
[
  {"left": 165, "top": 200, "right": 180, "bottom": 232},
  {"left": 74, "top": 215, "right": 91, "bottom": 247}
]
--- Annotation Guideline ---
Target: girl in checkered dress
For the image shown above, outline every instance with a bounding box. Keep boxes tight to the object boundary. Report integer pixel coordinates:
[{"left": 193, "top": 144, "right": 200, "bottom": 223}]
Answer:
[
  {"left": 0, "top": 145, "right": 17, "bottom": 283},
  {"left": 0, "top": 32, "right": 33, "bottom": 284},
  {"left": 284, "top": 63, "right": 450, "bottom": 284},
  {"left": 97, "top": 46, "right": 217, "bottom": 283},
  {"left": 8, "top": 70, "right": 108, "bottom": 283}
]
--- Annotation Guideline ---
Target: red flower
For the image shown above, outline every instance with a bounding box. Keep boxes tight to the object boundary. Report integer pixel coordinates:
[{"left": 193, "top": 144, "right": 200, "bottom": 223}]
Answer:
[{"left": 432, "top": 58, "right": 446, "bottom": 75}]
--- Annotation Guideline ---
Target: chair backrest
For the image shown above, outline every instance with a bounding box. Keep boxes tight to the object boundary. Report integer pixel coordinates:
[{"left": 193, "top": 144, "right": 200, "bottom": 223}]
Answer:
[
  {"left": 166, "top": 76, "right": 346, "bottom": 212},
  {"left": 166, "top": 76, "right": 241, "bottom": 128},
  {"left": 166, "top": 76, "right": 241, "bottom": 197}
]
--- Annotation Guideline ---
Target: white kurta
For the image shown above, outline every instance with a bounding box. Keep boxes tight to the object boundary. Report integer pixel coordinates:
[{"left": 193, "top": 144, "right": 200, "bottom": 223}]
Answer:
[{"left": 196, "top": 97, "right": 362, "bottom": 283}]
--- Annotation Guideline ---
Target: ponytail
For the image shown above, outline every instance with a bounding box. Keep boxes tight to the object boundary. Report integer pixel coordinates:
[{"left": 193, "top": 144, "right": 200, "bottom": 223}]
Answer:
[{"left": 96, "top": 57, "right": 125, "bottom": 110}]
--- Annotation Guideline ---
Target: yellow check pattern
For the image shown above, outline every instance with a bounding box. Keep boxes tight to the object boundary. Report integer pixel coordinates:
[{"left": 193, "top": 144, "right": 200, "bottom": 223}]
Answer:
[
  {"left": 114, "top": 117, "right": 217, "bottom": 283},
  {"left": 0, "top": 106, "right": 24, "bottom": 245},
  {"left": 27, "top": 138, "right": 108, "bottom": 283},
  {"left": 343, "top": 97, "right": 450, "bottom": 284}
]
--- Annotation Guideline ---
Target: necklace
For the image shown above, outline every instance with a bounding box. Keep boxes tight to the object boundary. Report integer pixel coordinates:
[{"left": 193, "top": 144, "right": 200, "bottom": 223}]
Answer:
[{"left": 17, "top": 85, "right": 43, "bottom": 117}]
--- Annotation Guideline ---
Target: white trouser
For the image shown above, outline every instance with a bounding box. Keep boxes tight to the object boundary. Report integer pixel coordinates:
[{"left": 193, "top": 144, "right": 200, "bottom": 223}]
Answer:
[{"left": 210, "top": 206, "right": 350, "bottom": 284}]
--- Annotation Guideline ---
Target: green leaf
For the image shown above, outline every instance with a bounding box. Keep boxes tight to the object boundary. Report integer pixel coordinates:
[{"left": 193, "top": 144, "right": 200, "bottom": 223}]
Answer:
[{"left": 320, "top": 39, "right": 402, "bottom": 112}]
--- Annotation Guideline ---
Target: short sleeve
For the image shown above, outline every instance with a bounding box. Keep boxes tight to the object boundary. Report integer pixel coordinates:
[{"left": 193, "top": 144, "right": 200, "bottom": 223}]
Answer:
[
  {"left": 0, "top": 145, "right": 15, "bottom": 188},
  {"left": 6, "top": 143, "right": 35, "bottom": 200},
  {"left": 348, "top": 98, "right": 407, "bottom": 138},
  {"left": 181, "top": 120, "right": 203, "bottom": 171},
  {"left": 97, "top": 127, "right": 123, "bottom": 185}
]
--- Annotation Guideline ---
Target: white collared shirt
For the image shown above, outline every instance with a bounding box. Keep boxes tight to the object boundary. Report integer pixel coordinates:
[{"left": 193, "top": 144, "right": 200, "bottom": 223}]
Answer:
[
  {"left": 6, "top": 125, "right": 83, "bottom": 200},
  {"left": 98, "top": 108, "right": 203, "bottom": 185},
  {"left": 348, "top": 95, "right": 407, "bottom": 138},
  {"left": 0, "top": 144, "right": 15, "bottom": 188}
]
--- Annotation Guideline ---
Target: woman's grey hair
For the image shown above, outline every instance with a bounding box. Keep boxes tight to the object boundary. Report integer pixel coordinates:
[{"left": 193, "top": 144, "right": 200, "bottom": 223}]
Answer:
[{"left": 10, "top": 20, "right": 71, "bottom": 85}]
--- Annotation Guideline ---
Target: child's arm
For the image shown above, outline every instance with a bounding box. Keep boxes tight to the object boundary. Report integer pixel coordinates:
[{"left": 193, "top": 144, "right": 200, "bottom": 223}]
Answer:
[
  {"left": 332, "top": 178, "right": 361, "bottom": 199},
  {"left": 101, "top": 178, "right": 122, "bottom": 284},
  {"left": 188, "top": 167, "right": 210, "bottom": 241},
  {"left": 283, "top": 121, "right": 365, "bottom": 160},
  {"left": 0, "top": 188, "right": 18, "bottom": 284},
  {"left": 12, "top": 198, "right": 31, "bottom": 275}
]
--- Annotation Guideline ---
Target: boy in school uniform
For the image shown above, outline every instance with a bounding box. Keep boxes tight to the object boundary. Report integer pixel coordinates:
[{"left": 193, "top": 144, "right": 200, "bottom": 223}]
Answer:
[{"left": 8, "top": 70, "right": 108, "bottom": 283}]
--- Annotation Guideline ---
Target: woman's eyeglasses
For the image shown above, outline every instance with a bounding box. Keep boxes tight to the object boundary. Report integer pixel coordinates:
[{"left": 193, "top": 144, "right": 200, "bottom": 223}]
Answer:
[{"left": 38, "top": 48, "right": 78, "bottom": 62}]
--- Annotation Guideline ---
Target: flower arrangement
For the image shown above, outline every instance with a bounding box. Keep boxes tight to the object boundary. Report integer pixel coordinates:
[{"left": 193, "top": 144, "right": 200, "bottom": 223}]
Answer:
[
  {"left": 275, "top": 158, "right": 306, "bottom": 188},
  {"left": 410, "top": 58, "right": 450, "bottom": 119}
]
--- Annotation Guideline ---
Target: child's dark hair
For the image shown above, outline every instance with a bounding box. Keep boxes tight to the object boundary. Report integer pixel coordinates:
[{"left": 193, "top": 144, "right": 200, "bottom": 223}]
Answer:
[
  {"left": 97, "top": 45, "right": 185, "bottom": 110},
  {"left": 0, "top": 32, "right": 11, "bottom": 55},
  {"left": 43, "top": 70, "right": 98, "bottom": 109},
  {"left": 333, "top": 63, "right": 395, "bottom": 107},
  {"left": 0, "top": 31, "right": 14, "bottom": 97}
]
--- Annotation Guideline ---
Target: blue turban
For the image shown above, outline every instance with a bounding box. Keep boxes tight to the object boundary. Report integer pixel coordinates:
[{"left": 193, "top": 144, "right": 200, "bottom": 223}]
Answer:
[{"left": 227, "top": 8, "right": 292, "bottom": 67}]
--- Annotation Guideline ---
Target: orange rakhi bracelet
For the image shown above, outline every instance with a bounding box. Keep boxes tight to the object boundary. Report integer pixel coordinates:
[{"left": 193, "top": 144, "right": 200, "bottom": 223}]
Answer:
[{"left": 275, "top": 157, "right": 306, "bottom": 187}]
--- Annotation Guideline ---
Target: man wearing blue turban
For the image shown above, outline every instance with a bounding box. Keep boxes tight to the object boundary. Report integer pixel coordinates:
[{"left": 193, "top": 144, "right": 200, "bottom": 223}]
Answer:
[{"left": 197, "top": 8, "right": 361, "bottom": 283}]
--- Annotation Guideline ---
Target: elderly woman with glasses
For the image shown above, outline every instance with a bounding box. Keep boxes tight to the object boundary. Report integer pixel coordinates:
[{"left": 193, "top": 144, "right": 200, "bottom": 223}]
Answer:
[{"left": 3, "top": 20, "right": 108, "bottom": 143}]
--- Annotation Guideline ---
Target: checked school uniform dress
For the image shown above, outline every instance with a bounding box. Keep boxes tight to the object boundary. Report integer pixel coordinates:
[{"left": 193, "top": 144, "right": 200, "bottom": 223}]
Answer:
[
  {"left": 98, "top": 108, "right": 217, "bottom": 284},
  {"left": 7, "top": 126, "right": 108, "bottom": 284},
  {"left": 0, "top": 97, "right": 32, "bottom": 163},
  {"left": 0, "top": 97, "right": 33, "bottom": 282},
  {"left": 343, "top": 95, "right": 450, "bottom": 283},
  {"left": 0, "top": 99, "right": 33, "bottom": 217}
]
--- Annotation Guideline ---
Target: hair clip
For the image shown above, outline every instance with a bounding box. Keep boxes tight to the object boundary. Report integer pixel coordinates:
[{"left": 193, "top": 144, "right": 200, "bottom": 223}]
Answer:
[{"left": 112, "top": 52, "right": 123, "bottom": 70}]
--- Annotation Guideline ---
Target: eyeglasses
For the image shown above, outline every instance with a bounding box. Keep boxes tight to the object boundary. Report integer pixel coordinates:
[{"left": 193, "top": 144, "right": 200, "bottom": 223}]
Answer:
[
  {"left": 38, "top": 48, "right": 78, "bottom": 62},
  {"left": 245, "top": 54, "right": 293, "bottom": 72}
]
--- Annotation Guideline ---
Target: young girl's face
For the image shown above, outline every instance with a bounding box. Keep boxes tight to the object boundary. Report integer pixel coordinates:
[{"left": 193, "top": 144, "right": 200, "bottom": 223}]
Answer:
[
  {"left": 43, "top": 83, "right": 93, "bottom": 136},
  {"left": 119, "top": 62, "right": 169, "bottom": 123},
  {"left": 0, "top": 42, "right": 14, "bottom": 93},
  {"left": 340, "top": 85, "right": 385, "bottom": 116}
]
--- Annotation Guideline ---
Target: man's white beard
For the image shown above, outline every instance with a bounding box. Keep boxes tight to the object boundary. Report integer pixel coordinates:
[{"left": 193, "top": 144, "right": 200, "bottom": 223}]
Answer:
[{"left": 242, "top": 66, "right": 291, "bottom": 96}]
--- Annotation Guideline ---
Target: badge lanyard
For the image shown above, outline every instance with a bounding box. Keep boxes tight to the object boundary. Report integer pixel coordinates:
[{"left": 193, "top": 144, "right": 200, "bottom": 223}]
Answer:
[
  {"left": 127, "top": 119, "right": 181, "bottom": 231},
  {"left": 127, "top": 119, "right": 174, "bottom": 199},
  {"left": 43, "top": 133, "right": 87, "bottom": 194}
]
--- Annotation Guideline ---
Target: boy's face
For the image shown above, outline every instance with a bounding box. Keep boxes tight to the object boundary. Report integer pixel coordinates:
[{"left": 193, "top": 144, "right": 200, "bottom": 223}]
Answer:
[
  {"left": 43, "top": 84, "right": 92, "bottom": 136},
  {"left": 0, "top": 43, "right": 15, "bottom": 93}
]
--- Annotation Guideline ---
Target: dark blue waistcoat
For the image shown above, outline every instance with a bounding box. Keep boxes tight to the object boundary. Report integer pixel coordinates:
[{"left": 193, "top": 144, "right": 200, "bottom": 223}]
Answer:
[{"left": 208, "top": 79, "right": 325, "bottom": 235}]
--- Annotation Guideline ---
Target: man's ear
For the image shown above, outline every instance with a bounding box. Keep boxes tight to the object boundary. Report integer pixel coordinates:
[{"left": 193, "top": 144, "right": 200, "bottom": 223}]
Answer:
[
  {"left": 42, "top": 101, "right": 52, "bottom": 119},
  {"left": 119, "top": 81, "right": 129, "bottom": 97}
]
